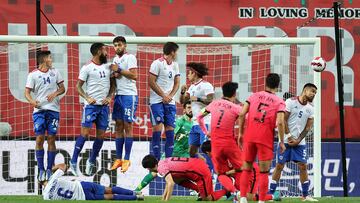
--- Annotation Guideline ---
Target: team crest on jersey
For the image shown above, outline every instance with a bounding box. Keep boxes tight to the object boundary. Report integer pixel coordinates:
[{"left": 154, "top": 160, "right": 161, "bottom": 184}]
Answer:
[
  {"left": 86, "top": 115, "right": 91, "bottom": 120},
  {"left": 38, "top": 75, "right": 42, "bottom": 78},
  {"left": 306, "top": 109, "right": 311, "bottom": 114},
  {"left": 156, "top": 116, "right": 161, "bottom": 121},
  {"left": 279, "top": 155, "right": 283, "bottom": 160},
  {"left": 49, "top": 72, "right": 55, "bottom": 77}
]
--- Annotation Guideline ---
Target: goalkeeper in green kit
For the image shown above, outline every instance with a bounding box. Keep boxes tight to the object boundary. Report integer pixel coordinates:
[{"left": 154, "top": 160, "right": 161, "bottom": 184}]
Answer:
[{"left": 135, "top": 101, "right": 193, "bottom": 191}]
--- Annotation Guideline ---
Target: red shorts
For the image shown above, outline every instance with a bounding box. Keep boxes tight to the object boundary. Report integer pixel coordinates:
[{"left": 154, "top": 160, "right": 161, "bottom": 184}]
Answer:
[
  {"left": 243, "top": 142, "right": 273, "bottom": 161},
  {"left": 212, "top": 144, "right": 243, "bottom": 174}
]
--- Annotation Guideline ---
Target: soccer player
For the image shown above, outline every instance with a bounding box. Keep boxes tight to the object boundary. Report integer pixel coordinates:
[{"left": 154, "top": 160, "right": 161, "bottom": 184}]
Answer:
[
  {"left": 25, "top": 50, "right": 65, "bottom": 181},
  {"left": 141, "top": 154, "right": 227, "bottom": 201},
  {"left": 201, "top": 141, "right": 281, "bottom": 202},
  {"left": 238, "top": 73, "right": 286, "bottom": 203},
  {"left": 197, "top": 81, "right": 242, "bottom": 189},
  {"left": 109, "top": 36, "right": 138, "bottom": 173},
  {"left": 180, "top": 62, "right": 214, "bottom": 157},
  {"left": 269, "top": 83, "right": 318, "bottom": 202},
  {"left": 134, "top": 101, "right": 193, "bottom": 192},
  {"left": 69, "top": 43, "right": 115, "bottom": 176},
  {"left": 41, "top": 163, "right": 144, "bottom": 201},
  {"left": 149, "top": 42, "right": 180, "bottom": 160}
]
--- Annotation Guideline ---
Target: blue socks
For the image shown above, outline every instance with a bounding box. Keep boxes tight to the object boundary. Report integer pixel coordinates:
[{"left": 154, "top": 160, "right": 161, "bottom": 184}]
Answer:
[
  {"left": 124, "top": 137, "right": 133, "bottom": 160},
  {"left": 115, "top": 138, "right": 124, "bottom": 159},
  {"left": 152, "top": 131, "right": 161, "bottom": 160},
  {"left": 165, "top": 130, "right": 174, "bottom": 158},
  {"left": 302, "top": 180, "right": 310, "bottom": 197},
  {"left": 47, "top": 151, "right": 56, "bottom": 170},
  {"left": 36, "top": 149, "right": 45, "bottom": 171},
  {"left": 71, "top": 135, "right": 86, "bottom": 164},
  {"left": 89, "top": 138, "right": 104, "bottom": 163},
  {"left": 269, "top": 180, "right": 278, "bottom": 194}
]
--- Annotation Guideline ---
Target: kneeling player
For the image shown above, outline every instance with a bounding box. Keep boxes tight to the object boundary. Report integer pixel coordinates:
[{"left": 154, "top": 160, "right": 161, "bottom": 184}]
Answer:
[
  {"left": 41, "top": 163, "right": 143, "bottom": 201},
  {"left": 142, "top": 154, "right": 227, "bottom": 201},
  {"left": 201, "top": 141, "right": 280, "bottom": 201}
]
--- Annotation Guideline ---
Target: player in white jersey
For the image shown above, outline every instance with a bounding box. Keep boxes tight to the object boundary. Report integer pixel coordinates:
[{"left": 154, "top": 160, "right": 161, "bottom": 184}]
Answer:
[
  {"left": 109, "top": 36, "right": 138, "bottom": 173},
  {"left": 269, "top": 83, "right": 318, "bottom": 202},
  {"left": 180, "top": 62, "right": 214, "bottom": 157},
  {"left": 69, "top": 43, "right": 116, "bottom": 176},
  {"left": 149, "top": 42, "right": 180, "bottom": 160},
  {"left": 42, "top": 163, "right": 144, "bottom": 201},
  {"left": 25, "top": 50, "right": 65, "bottom": 181}
]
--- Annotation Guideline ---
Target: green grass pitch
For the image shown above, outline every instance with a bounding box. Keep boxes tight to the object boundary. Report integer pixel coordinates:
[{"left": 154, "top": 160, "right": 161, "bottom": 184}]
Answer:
[{"left": 1, "top": 196, "right": 360, "bottom": 203}]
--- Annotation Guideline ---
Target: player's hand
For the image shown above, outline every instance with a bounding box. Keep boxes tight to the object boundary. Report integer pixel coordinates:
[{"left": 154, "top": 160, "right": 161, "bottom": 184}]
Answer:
[
  {"left": 102, "top": 97, "right": 112, "bottom": 105},
  {"left": 162, "top": 95, "right": 172, "bottom": 104},
  {"left": 180, "top": 85, "right": 187, "bottom": 93},
  {"left": 111, "top": 64, "right": 119, "bottom": 72},
  {"left": 30, "top": 100, "right": 40, "bottom": 108},
  {"left": 190, "top": 96, "right": 198, "bottom": 102},
  {"left": 86, "top": 97, "right": 96, "bottom": 104},
  {"left": 46, "top": 92, "right": 58, "bottom": 102},
  {"left": 279, "top": 142, "right": 286, "bottom": 153},
  {"left": 288, "top": 137, "right": 300, "bottom": 147}
]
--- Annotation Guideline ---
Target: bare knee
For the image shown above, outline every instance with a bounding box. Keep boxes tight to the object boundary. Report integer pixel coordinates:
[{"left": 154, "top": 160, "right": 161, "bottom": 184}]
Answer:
[
  {"left": 36, "top": 136, "right": 45, "bottom": 149},
  {"left": 298, "top": 163, "right": 307, "bottom": 172}
]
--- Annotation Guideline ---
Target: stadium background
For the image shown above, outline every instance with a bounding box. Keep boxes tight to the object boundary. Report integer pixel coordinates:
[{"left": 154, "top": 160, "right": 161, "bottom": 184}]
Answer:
[{"left": 0, "top": 0, "right": 360, "bottom": 196}]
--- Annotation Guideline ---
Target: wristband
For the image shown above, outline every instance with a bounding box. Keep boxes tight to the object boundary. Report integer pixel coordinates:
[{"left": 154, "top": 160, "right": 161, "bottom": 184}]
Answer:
[{"left": 197, "top": 97, "right": 202, "bottom": 102}]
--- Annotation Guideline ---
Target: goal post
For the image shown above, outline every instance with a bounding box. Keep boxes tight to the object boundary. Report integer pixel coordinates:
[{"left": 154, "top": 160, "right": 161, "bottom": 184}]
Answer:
[{"left": 0, "top": 35, "right": 321, "bottom": 197}]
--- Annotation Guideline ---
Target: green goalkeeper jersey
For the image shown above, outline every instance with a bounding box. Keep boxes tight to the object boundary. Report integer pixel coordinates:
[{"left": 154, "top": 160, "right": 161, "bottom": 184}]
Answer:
[{"left": 173, "top": 114, "right": 193, "bottom": 157}]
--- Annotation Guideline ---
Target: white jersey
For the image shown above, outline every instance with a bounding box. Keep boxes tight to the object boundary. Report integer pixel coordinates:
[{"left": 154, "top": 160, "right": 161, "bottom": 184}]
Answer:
[
  {"left": 25, "top": 68, "right": 64, "bottom": 113},
  {"left": 112, "top": 53, "right": 138, "bottom": 95},
  {"left": 284, "top": 97, "right": 314, "bottom": 145},
  {"left": 79, "top": 61, "right": 111, "bottom": 105},
  {"left": 149, "top": 57, "right": 180, "bottom": 105},
  {"left": 187, "top": 80, "right": 214, "bottom": 125},
  {"left": 43, "top": 169, "right": 86, "bottom": 200}
]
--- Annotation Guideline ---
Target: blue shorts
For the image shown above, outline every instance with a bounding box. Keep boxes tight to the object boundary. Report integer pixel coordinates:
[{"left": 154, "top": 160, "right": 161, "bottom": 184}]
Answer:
[
  {"left": 276, "top": 143, "right": 307, "bottom": 164},
  {"left": 80, "top": 181, "right": 105, "bottom": 200},
  {"left": 32, "top": 110, "right": 60, "bottom": 136},
  {"left": 149, "top": 103, "right": 176, "bottom": 128},
  {"left": 81, "top": 105, "right": 109, "bottom": 131},
  {"left": 112, "top": 95, "right": 138, "bottom": 123},
  {"left": 188, "top": 125, "right": 208, "bottom": 147}
]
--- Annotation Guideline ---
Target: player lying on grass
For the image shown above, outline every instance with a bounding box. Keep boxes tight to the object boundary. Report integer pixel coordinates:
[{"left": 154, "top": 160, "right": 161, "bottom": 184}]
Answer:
[
  {"left": 201, "top": 141, "right": 281, "bottom": 202},
  {"left": 134, "top": 101, "right": 193, "bottom": 192},
  {"left": 141, "top": 154, "right": 227, "bottom": 201},
  {"left": 40, "top": 163, "right": 144, "bottom": 201}
]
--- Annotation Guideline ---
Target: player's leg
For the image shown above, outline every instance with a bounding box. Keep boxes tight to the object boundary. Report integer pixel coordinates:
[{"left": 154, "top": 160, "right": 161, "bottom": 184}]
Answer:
[
  {"left": 163, "top": 103, "right": 176, "bottom": 158},
  {"left": 45, "top": 111, "right": 59, "bottom": 180},
  {"left": 149, "top": 103, "right": 165, "bottom": 160},
  {"left": 111, "top": 95, "right": 125, "bottom": 170},
  {"left": 121, "top": 95, "right": 138, "bottom": 172},
  {"left": 86, "top": 106, "right": 109, "bottom": 175},
  {"left": 188, "top": 125, "right": 201, "bottom": 158},
  {"left": 70, "top": 105, "right": 96, "bottom": 176},
  {"left": 240, "top": 142, "right": 256, "bottom": 203},
  {"left": 257, "top": 143, "right": 274, "bottom": 203},
  {"left": 269, "top": 143, "right": 290, "bottom": 194},
  {"left": 33, "top": 111, "right": 46, "bottom": 181}
]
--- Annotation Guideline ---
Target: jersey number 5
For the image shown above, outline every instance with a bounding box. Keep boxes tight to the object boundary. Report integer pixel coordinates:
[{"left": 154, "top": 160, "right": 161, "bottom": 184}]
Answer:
[{"left": 254, "top": 102, "right": 268, "bottom": 123}]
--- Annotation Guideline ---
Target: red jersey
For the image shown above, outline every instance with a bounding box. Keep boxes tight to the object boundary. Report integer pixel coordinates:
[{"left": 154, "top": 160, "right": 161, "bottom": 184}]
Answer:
[
  {"left": 206, "top": 98, "right": 242, "bottom": 147},
  {"left": 157, "top": 157, "right": 210, "bottom": 178},
  {"left": 244, "top": 91, "right": 285, "bottom": 149}
]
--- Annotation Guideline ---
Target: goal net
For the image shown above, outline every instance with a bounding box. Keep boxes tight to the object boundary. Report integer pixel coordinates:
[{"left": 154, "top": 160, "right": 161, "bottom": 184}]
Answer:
[{"left": 0, "top": 36, "right": 321, "bottom": 197}]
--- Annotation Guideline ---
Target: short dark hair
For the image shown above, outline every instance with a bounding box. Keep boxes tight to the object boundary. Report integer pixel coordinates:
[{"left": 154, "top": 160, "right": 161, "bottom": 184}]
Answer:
[
  {"left": 265, "top": 73, "right": 280, "bottom": 89},
  {"left": 201, "top": 140, "right": 211, "bottom": 154},
  {"left": 37, "top": 50, "right": 51, "bottom": 65},
  {"left": 302, "top": 83, "right": 317, "bottom": 91},
  {"left": 222, "top": 81, "right": 238, "bottom": 98},
  {"left": 90, "top": 43, "right": 105, "bottom": 56},
  {"left": 163, "top": 42, "right": 179, "bottom": 55},
  {"left": 186, "top": 62, "right": 209, "bottom": 78},
  {"left": 113, "top": 36, "right": 126, "bottom": 44},
  {"left": 183, "top": 100, "right": 191, "bottom": 109},
  {"left": 283, "top": 92, "right": 295, "bottom": 101},
  {"left": 142, "top": 154, "right": 158, "bottom": 169}
]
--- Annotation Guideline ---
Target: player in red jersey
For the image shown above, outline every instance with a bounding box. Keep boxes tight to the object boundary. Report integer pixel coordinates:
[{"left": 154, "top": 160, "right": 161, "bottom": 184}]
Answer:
[
  {"left": 197, "top": 82, "right": 243, "bottom": 191},
  {"left": 141, "top": 155, "right": 227, "bottom": 201},
  {"left": 238, "top": 73, "right": 286, "bottom": 203}
]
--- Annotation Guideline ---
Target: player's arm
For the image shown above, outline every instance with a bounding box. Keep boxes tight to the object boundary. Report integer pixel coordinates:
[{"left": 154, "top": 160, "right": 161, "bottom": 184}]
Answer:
[
  {"left": 179, "top": 85, "right": 190, "bottom": 104},
  {"left": 191, "top": 93, "right": 214, "bottom": 105},
  {"left": 24, "top": 88, "right": 40, "bottom": 108},
  {"left": 168, "top": 75, "right": 180, "bottom": 99},
  {"left": 276, "top": 112, "right": 286, "bottom": 153},
  {"left": 135, "top": 172, "right": 157, "bottom": 191},
  {"left": 102, "top": 77, "right": 116, "bottom": 105},
  {"left": 46, "top": 82, "right": 65, "bottom": 102},
  {"left": 290, "top": 118, "right": 314, "bottom": 147},
  {"left": 149, "top": 74, "right": 166, "bottom": 98},
  {"left": 162, "top": 174, "right": 175, "bottom": 201},
  {"left": 51, "top": 163, "right": 68, "bottom": 173},
  {"left": 119, "top": 68, "right": 138, "bottom": 80},
  {"left": 237, "top": 102, "right": 249, "bottom": 147},
  {"left": 284, "top": 111, "right": 290, "bottom": 134},
  {"left": 76, "top": 80, "right": 96, "bottom": 104},
  {"left": 197, "top": 108, "right": 210, "bottom": 136}
]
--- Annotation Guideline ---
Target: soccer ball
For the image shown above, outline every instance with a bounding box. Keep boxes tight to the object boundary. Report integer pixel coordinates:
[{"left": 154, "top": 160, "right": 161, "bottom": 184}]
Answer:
[{"left": 311, "top": 57, "right": 326, "bottom": 72}]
